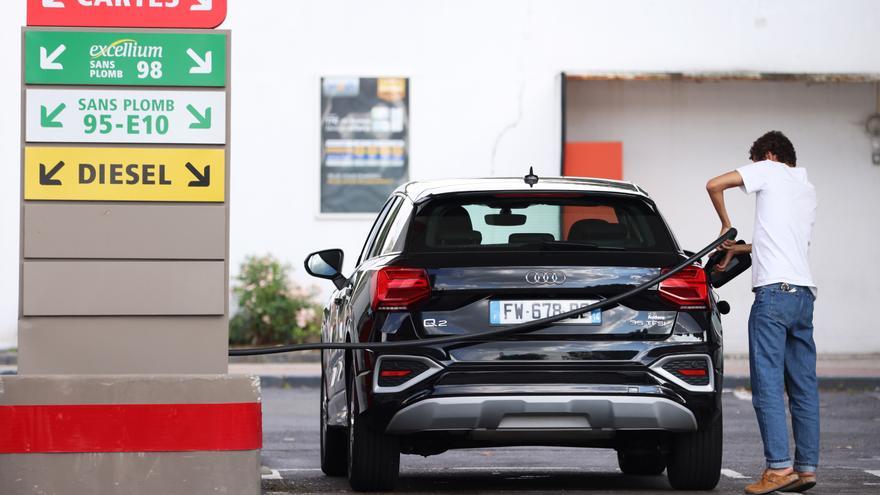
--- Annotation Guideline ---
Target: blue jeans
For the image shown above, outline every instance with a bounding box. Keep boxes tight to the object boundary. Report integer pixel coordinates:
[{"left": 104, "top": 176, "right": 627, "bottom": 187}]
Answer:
[{"left": 749, "top": 283, "right": 820, "bottom": 473}]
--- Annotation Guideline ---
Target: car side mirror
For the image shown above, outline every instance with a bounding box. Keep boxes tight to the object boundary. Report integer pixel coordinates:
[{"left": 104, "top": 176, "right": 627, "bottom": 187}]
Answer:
[
  {"left": 304, "top": 249, "right": 347, "bottom": 289},
  {"left": 704, "top": 241, "right": 752, "bottom": 288}
]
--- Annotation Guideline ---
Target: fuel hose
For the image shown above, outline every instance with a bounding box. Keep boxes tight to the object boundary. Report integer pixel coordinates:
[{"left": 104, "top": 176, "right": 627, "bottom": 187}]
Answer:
[{"left": 228, "top": 229, "right": 736, "bottom": 356}]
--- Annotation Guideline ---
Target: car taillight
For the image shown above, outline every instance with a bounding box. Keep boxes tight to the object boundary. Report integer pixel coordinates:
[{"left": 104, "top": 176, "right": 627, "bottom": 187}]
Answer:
[
  {"left": 380, "top": 370, "right": 413, "bottom": 378},
  {"left": 658, "top": 265, "right": 709, "bottom": 310},
  {"left": 372, "top": 267, "right": 431, "bottom": 311}
]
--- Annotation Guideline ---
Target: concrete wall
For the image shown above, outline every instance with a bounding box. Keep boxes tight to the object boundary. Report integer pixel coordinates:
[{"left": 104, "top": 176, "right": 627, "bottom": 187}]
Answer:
[
  {"left": 2, "top": 0, "right": 879, "bottom": 352},
  {"left": 567, "top": 79, "right": 880, "bottom": 353}
]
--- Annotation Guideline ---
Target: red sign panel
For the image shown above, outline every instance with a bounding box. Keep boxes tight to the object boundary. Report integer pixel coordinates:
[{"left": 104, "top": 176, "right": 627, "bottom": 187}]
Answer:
[{"left": 27, "top": 0, "right": 227, "bottom": 29}]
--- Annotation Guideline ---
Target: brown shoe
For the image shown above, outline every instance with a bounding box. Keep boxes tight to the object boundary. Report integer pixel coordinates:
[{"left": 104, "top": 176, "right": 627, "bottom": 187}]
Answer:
[
  {"left": 779, "top": 472, "right": 817, "bottom": 492},
  {"left": 744, "top": 470, "right": 799, "bottom": 495}
]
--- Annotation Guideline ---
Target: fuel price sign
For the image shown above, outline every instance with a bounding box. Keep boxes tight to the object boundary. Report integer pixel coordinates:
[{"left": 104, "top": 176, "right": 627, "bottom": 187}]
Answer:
[{"left": 26, "top": 88, "right": 226, "bottom": 144}]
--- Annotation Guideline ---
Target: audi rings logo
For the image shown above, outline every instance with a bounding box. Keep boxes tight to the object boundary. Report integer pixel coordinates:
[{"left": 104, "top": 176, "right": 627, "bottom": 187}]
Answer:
[{"left": 525, "top": 271, "right": 567, "bottom": 285}]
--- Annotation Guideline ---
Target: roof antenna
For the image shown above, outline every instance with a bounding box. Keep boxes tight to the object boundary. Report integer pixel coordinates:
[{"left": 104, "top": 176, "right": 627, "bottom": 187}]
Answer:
[{"left": 524, "top": 166, "right": 539, "bottom": 188}]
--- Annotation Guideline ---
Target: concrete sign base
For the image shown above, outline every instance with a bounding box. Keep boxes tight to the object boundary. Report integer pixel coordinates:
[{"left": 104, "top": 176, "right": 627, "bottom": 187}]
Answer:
[
  {"left": 2, "top": 451, "right": 260, "bottom": 495},
  {"left": 0, "top": 375, "right": 261, "bottom": 495},
  {"left": 18, "top": 317, "right": 229, "bottom": 374},
  {"left": 15, "top": 26, "right": 249, "bottom": 494}
]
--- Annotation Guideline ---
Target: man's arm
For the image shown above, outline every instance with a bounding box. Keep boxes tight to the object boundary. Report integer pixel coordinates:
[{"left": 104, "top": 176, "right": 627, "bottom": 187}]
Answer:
[{"left": 706, "top": 171, "right": 745, "bottom": 239}]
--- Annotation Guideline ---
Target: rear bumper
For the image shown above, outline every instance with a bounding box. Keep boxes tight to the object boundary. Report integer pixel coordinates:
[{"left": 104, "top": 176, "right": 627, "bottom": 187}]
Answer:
[{"left": 385, "top": 394, "right": 698, "bottom": 434}]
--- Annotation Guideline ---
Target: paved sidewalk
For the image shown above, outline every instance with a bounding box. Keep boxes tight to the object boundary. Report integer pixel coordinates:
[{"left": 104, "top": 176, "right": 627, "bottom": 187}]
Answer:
[
  {"left": 230, "top": 362, "right": 321, "bottom": 388},
  {"left": 4, "top": 355, "right": 879, "bottom": 389},
  {"left": 722, "top": 354, "right": 880, "bottom": 389},
  {"left": 724, "top": 354, "right": 880, "bottom": 377},
  {"left": 229, "top": 354, "right": 880, "bottom": 389}
]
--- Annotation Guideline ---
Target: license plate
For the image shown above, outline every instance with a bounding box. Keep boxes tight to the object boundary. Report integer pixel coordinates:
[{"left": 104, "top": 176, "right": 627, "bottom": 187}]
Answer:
[{"left": 489, "top": 300, "right": 602, "bottom": 325}]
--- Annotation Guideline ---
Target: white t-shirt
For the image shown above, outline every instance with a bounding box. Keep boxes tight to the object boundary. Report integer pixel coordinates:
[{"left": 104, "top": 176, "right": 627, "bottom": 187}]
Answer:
[{"left": 736, "top": 160, "right": 817, "bottom": 295}]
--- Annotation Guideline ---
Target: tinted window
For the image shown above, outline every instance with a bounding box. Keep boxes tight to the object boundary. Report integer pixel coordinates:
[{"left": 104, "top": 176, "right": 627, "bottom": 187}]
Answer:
[
  {"left": 377, "top": 199, "right": 414, "bottom": 256},
  {"left": 405, "top": 193, "right": 675, "bottom": 253},
  {"left": 357, "top": 197, "right": 397, "bottom": 265},
  {"left": 369, "top": 197, "right": 404, "bottom": 258}
]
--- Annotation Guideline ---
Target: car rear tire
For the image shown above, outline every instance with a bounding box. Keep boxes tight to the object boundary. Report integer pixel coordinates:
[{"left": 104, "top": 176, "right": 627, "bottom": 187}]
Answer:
[
  {"left": 320, "top": 364, "right": 347, "bottom": 477},
  {"left": 666, "top": 411, "right": 722, "bottom": 490},
  {"left": 347, "top": 373, "right": 400, "bottom": 492},
  {"left": 617, "top": 449, "right": 666, "bottom": 475}
]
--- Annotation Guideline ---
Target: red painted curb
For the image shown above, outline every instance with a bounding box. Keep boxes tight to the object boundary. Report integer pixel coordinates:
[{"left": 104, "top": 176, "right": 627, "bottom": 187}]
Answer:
[{"left": 0, "top": 402, "right": 261, "bottom": 453}]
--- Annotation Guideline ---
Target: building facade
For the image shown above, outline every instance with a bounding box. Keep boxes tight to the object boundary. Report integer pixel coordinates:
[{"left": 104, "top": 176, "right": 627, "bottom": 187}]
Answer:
[{"left": 1, "top": 0, "right": 878, "bottom": 352}]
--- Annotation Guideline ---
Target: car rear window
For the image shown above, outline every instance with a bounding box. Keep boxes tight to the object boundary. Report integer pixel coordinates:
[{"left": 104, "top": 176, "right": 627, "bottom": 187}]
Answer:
[{"left": 404, "top": 193, "right": 677, "bottom": 253}]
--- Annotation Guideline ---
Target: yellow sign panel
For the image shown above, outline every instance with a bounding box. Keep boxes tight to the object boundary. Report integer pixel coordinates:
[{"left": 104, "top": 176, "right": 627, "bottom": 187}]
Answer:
[{"left": 25, "top": 147, "right": 225, "bottom": 202}]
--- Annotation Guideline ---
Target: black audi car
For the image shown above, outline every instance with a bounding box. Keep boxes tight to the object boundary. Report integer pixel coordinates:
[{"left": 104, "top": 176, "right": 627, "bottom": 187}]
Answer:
[{"left": 305, "top": 176, "right": 741, "bottom": 492}]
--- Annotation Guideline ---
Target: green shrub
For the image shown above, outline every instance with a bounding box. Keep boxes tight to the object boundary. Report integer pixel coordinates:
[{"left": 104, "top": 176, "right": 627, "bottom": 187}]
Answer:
[{"left": 229, "top": 254, "right": 322, "bottom": 346}]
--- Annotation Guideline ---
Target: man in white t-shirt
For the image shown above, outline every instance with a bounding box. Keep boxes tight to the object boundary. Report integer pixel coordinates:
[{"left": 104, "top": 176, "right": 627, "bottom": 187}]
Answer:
[{"left": 706, "top": 131, "right": 818, "bottom": 495}]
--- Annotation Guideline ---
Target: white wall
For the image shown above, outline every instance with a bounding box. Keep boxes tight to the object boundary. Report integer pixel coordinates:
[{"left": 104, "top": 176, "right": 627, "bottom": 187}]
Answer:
[
  {"left": 0, "top": 2, "right": 25, "bottom": 349},
  {"left": 567, "top": 79, "right": 880, "bottom": 353},
  {"left": 2, "top": 0, "right": 879, "bottom": 351}
]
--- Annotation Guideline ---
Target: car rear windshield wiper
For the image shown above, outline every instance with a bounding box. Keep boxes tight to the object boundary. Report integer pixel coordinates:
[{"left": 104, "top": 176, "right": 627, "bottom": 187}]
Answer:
[{"left": 536, "top": 241, "right": 626, "bottom": 251}]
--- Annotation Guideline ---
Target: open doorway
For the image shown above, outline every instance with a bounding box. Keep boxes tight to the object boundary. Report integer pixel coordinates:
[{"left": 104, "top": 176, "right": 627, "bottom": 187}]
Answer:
[{"left": 559, "top": 72, "right": 880, "bottom": 353}]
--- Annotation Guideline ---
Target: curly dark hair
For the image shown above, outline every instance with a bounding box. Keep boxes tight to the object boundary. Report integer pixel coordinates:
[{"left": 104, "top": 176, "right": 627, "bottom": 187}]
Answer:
[{"left": 749, "top": 130, "right": 796, "bottom": 166}]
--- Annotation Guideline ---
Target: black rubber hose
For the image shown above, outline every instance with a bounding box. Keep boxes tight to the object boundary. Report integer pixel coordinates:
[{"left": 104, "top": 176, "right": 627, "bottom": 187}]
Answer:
[{"left": 229, "top": 229, "right": 736, "bottom": 356}]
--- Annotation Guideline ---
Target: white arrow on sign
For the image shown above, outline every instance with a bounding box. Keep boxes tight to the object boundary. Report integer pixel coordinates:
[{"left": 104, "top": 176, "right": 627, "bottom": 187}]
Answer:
[
  {"left": 190, "top": 0, "right": 212, "bottom": 11},
  {"left": 42, "top": 0, "right": 65, "bottom": 8},
  {"left": 40, "top": 45, "right": 66, "bottom": 71},
  {"left": 187, "top": 49, "right": 213, "bottom": 74}
]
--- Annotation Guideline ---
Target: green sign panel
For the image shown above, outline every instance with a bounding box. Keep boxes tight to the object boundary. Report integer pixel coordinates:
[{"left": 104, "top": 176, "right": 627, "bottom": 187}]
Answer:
[{"left": 25, "top": 30, "right": 227, "bottom": 87}]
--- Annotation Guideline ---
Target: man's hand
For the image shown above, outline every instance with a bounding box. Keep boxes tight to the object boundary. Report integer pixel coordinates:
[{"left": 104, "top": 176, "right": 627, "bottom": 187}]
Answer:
[
  {"left": 715, "top": 249, "right": 736, "bottom": 272},
  {"left": 714, "top": 242, "right": 752, "bottom": 272},
  {"left": 718, "top": 226, "right": 735, "bottom": 251}
]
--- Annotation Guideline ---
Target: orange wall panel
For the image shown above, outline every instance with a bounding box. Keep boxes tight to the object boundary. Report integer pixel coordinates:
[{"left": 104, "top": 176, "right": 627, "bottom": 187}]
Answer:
[{"left": 563, "top": 141, "right": 623, "bottom": 180}]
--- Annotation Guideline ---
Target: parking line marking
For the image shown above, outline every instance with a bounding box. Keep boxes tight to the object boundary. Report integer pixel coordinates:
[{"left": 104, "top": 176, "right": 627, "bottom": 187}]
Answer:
[
  {"left": 721, "top": 468, "right": 749, "bottom": 479},
  {"left": 449, "top": 466, "right": 583, "bottom": 471},
  {"left": 277, "top": 468, "right": 321, "bottom": 472},
  {"left": 261, "top": 468, "right": 282, "bottom": 480},
  {"left": 867, "top": 470, "right": 880, "bottom": 478}
]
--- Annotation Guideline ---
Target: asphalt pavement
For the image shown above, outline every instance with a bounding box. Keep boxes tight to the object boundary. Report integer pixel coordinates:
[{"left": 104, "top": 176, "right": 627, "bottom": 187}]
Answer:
[{"left": 260, "top": 386, "right": 880, "bottom": 494}]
